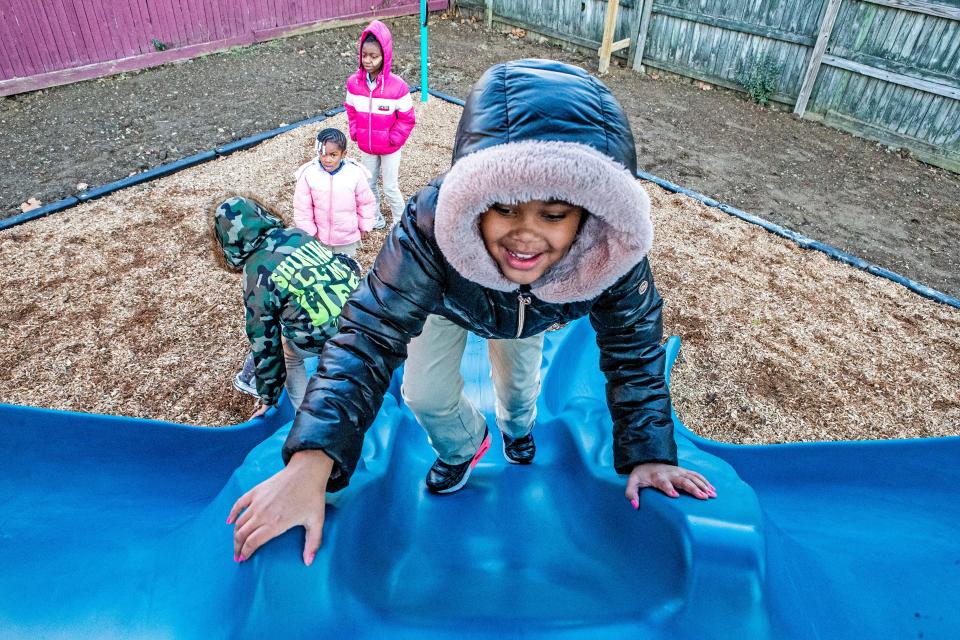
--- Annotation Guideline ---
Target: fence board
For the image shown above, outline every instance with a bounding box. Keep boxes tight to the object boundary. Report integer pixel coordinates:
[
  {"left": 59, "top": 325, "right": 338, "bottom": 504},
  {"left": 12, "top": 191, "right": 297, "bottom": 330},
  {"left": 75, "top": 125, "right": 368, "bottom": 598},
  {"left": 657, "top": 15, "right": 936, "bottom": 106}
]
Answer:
[
  {"left": 654, "top": 4, "right": 816, "bottom": 45},
  {"left": 910, "top": 90, "right": 941, "bottom": 139},
  {"left": 12, "top": 3, "right": 46, "bottom": 74},
  {"left": 174, "top": 0, "right": 196, "bottom": 43},
  {"left": 934, "top": 20, "right": 960, "bottom": 68},
  {"left": 146, "top": 0, "right": 174, "bottom": 49},
  {"left": 935, "top": 102, "right": 960, "bottom": 147},
  {"left": 210, "top": 0, "right": 228, "bottom": 38},
  {"left": 62, "top": 1, "right": 88, "bottom": 65},
  {"left": 0, "top": 9, "right": 19, "bottom": 78},
  {"left": 127, "top": 0, "right": 149, "bottom": 57},
  {"left": 189, "top": 0, "right": 209, "bottom": 42},
  {"left": 862, "top": 0, "right": 960, "bottom": 20},
  {"left": 0, "top": 4, "right": 28, "bottom": 77},
  {"left": 85, "top": 0, "right": 115, "bottom": 61},
  {"left": 117, "top": 0, "right": 142, "bottom": 57},
  {"left": 899, "top": 87, "right": 929, "bottom": 135},
  {"left": 34, "top": 1, "right": 65, "bottom": 70},
  {"left": 874, "top": 6, "right": 898, "bottom": 51},
  {"left": 193, "top": 0, "right": 212, "bottom": 43},
  {"left": 910, "top": 90, "right": 938, "bottom": 138},
  {"left": 23, "top": 2, "right": 56, "bottom": 72},
  {"left": 883, "top": 10, "right": 909, "bottom": 59},
  {"left": 205, "top": 0, "right": 224, "bottom": 41},
  {"left": 894, "top": 88, "right": 924, "bottom": 137},
  {"left": 914, "top": 89, "right": 939, "bottom": 139},
  {"left": 822, "top": 53, "right": 960, "bottom": 100}
]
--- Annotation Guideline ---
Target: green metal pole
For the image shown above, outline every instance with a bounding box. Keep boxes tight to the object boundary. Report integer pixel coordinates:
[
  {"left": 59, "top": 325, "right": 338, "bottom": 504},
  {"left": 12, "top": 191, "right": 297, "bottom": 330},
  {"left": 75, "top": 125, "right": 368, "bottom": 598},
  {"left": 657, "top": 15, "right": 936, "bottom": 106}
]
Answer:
[{"left": 420, "top": 0, "right": 429, "bottom": 102}]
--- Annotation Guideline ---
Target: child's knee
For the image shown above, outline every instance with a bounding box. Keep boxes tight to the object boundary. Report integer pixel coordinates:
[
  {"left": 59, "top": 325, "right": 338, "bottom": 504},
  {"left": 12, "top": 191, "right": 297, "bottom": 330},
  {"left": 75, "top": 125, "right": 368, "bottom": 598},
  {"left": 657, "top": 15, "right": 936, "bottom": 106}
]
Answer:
[{"left": 401, "top": 381, "right": 459, "bottom": 418}]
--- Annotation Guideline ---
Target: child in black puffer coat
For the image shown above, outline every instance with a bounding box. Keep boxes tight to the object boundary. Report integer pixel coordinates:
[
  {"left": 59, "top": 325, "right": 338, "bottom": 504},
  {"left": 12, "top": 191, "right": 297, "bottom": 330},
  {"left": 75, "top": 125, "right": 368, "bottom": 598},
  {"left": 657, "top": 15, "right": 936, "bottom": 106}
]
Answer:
[{"left": 228, "top": 59, "right": 716, "bottom": 566}]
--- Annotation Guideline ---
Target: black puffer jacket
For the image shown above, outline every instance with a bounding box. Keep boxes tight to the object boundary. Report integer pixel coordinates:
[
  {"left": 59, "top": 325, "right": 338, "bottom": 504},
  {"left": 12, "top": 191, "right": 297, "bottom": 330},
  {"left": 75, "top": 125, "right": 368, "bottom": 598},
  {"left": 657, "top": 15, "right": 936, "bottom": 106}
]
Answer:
[{"left": 285, "top": 59, "right": 677, "bottom": 491}]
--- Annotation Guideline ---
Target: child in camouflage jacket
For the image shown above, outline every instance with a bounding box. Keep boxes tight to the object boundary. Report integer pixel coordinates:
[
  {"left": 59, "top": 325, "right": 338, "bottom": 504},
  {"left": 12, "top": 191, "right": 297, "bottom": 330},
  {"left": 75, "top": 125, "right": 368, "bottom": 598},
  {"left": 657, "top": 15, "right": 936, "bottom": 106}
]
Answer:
[{"left": 210, "top": 195, "right": 360, "bottom": 414}]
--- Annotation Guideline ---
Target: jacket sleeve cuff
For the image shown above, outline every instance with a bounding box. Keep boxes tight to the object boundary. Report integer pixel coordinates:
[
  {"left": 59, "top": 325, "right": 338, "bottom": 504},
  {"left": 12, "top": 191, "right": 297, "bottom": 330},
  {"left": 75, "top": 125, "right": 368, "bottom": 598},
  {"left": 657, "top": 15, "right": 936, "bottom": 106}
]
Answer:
[
  {"left": 281, "top": 424, "right": 360, "bottom": 494},
  {"left": 612, "top": 429, "right": 679, "bottom": 475}
]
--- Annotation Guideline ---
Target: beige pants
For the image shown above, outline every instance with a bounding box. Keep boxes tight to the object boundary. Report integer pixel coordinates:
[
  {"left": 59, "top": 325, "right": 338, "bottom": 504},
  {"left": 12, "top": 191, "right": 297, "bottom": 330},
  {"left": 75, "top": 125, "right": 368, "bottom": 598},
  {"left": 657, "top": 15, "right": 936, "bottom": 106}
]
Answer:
[
  {"left": 322, "top": 240, "right": 360, "bottom": 258},
  {"left": 359, "top": 148, "right": 404, "bottom": 226},
  {"left": 401, "top": 314, "right": 544, "bottom": 464},
  {"left": 281, "top": 338, "right": 319, "bottom": 410}
]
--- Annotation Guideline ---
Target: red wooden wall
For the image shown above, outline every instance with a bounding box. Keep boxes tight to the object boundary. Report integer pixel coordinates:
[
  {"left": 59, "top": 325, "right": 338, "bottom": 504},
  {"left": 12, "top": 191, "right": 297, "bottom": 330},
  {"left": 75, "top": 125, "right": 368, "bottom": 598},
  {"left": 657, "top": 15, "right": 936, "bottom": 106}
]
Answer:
[{"left": 0, "top": 0, "right": 447, "bottom": 96}]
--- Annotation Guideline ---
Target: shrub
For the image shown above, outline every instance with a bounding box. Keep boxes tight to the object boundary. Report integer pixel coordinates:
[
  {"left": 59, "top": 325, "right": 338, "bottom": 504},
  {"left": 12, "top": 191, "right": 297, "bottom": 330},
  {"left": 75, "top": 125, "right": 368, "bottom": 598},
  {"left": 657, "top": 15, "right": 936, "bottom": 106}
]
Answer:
[{"left": 737, "top": 56, "right": 782, "bottom": 106}]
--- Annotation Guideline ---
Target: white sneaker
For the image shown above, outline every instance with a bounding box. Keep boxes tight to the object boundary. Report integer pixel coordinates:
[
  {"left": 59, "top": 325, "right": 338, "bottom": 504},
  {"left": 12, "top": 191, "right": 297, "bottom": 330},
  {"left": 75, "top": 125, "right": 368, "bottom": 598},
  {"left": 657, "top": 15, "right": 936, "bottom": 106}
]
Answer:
[{"left": 233, "top": 353, "right": 259, "bottom": 398}]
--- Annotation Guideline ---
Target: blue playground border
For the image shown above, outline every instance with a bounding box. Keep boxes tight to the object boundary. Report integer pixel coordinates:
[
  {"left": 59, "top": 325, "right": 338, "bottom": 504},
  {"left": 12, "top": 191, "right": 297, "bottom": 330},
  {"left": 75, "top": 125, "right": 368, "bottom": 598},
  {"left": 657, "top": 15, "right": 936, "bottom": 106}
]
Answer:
[{"left": 2, "top": 85, "right": 957, "bottom": 311}]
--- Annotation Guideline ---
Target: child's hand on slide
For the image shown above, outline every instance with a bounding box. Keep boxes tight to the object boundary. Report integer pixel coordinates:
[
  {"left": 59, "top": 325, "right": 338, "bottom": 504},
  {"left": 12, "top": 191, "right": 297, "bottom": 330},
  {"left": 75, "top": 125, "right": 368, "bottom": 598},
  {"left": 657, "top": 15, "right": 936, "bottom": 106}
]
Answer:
[
  {"left": 228, "top": 449, "right": 334, "bottom": 565},
  {"left": 625, "top": 462, "right": 716, "bottom": 508},
  {"left": 249, "top": 400, "right": 270, "bottom": 419}
]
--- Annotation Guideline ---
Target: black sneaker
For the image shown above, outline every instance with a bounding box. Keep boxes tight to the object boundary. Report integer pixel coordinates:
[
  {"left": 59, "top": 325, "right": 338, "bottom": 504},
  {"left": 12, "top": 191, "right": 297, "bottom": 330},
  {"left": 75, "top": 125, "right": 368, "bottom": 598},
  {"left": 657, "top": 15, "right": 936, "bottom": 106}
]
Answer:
[
  {"left": 425, "top": 429, "right": 492, "bottom": 494},
  {"left": 502, "top": 431, "right": 536, "bottom": 464}
]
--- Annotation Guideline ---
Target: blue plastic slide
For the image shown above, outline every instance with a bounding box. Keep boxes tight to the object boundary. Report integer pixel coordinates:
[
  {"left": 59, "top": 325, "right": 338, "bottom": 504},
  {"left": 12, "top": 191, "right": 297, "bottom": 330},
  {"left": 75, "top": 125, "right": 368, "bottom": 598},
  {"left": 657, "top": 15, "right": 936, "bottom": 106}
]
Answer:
[{"left": 1, "top": 319, "right": 957, "bottom": 639}]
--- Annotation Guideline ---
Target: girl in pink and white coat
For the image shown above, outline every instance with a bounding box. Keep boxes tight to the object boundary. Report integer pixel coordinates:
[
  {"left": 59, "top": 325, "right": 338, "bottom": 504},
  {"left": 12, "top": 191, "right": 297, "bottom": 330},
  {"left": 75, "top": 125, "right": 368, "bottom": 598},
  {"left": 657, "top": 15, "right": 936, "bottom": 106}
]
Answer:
[
  {"left": 344, "top": 20, "right": 416, "bottom": 229},
  {"left": 293, "top": 128, "right": 377, "bottom": 258}
]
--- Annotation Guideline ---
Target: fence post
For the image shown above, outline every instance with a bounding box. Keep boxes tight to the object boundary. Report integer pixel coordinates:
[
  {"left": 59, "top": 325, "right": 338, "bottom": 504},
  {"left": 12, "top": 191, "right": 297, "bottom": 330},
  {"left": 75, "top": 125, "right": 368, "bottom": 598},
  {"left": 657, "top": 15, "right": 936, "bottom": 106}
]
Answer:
[
  {"left": 421, "top": 0, "right": 429, "bottom": 102},
  {"left": 598, "top": 0, "right": 621, "bottom": 74},
  {"left": 631, "top": 0, "right": 654, "bottom": 72},
  {"left": 794, "top": 0, "right": 843, "bottom": 116},
  {"left": 484, "top": 0, "right": 493, "bottom": 28}
]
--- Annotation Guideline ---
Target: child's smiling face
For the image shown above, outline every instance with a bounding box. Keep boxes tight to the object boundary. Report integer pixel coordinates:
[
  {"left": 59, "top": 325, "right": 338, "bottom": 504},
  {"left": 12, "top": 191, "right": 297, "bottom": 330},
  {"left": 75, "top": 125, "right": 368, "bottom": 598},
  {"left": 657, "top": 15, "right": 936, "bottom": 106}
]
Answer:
[
  {"left": 478, "top": 200, "right": 584, "bottom": 285},
  {"left": 361, "top": 39, "right": 383, "bottom": 76}
]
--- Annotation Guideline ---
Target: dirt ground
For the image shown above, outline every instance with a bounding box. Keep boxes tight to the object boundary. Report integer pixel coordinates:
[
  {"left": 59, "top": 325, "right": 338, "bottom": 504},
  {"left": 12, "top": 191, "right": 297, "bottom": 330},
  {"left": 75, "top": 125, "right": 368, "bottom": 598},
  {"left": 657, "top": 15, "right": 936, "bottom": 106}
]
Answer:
[
  {"left": 1, "top": 99, "right": 958, "bottom": 443},
  {"left": 1, "top": 12, "right": 958, "bottom": 299}
]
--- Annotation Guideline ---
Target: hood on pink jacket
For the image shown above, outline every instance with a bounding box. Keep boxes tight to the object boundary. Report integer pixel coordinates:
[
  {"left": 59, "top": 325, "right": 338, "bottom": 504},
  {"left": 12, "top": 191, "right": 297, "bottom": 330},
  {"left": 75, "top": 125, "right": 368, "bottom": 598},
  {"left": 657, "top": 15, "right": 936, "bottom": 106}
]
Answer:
[{"left": 356, "top": 20, "right": 394, "bottom": 86}]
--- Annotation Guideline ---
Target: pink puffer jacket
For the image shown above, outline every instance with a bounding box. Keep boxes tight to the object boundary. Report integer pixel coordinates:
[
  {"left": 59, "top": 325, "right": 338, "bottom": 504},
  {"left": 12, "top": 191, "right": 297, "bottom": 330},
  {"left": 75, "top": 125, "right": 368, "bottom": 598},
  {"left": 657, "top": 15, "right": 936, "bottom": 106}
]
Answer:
[
  {"left": 293, "top": 159, "right": 377, "bottom": 247},
  {"left": 344, "top": 21, "right": 416, "bottom": 156}
]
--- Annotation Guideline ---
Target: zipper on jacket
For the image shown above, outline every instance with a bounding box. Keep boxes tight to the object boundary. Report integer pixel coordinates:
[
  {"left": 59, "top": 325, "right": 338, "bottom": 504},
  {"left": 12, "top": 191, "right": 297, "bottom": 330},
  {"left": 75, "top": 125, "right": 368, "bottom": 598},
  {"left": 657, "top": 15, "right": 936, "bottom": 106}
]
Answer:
[
  {"left": 367, "top": 88, "right": 373, "bottom": 149},
  {"left": 365, "top": 73, "right": 382, "bottom": 150},
  {"left": 367, "top": 75, "right": 378, "bottom": 150},
  {"left": 327, "top": 171, "right": 333, "bottom": 244},
  {"left": 515, "top": 289, "right": 532, "bottom": 338}
]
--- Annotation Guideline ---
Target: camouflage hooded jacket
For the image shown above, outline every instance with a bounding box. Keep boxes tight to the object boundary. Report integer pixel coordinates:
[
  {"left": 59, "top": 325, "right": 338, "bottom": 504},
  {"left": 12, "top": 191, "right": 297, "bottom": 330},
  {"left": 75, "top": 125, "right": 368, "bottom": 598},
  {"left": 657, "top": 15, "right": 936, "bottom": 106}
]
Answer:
[{"left": 214, "top": 196, "right": 360, "bottom": 405}]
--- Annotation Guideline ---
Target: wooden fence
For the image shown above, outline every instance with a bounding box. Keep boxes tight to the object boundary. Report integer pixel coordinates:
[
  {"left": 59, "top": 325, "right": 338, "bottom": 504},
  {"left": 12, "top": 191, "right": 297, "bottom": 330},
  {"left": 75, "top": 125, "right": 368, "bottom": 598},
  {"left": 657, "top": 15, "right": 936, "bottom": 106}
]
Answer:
[
  {"left": 461, "top": 0, "right": 960, "bottom": 172},
  {"left": 0, "top": 0, "right": 447, "bottom": 97}
]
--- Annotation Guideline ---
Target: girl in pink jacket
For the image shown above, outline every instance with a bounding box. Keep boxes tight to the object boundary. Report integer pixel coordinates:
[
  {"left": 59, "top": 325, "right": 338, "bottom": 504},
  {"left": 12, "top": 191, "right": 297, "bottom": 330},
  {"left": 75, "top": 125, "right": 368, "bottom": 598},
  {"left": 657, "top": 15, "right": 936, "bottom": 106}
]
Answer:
[
  {"left": 344, "top": 20, "right": 416, "bottom": 229},
  {"left": 293, "top": 128, "right": 377, "bottom": 258}
]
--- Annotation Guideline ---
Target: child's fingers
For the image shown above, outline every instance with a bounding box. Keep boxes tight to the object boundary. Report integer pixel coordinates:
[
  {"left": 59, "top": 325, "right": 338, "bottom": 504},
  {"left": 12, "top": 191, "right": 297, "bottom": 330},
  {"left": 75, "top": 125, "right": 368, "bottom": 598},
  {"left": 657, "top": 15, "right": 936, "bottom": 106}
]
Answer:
[
  {"left": 233, "top": 517, "right": 260, "bottom": 559},
  {"left": 652, "top": 473, "right": 680, "bottom": 498},
  {"left": 234, "top": 501, "right": 257, "bottom": 531},
  {"left": 678, "top": 473, "right": 710, "bottom": 495},
  {"left": 238, "top": 525, "right": 274, "bottom": 562},
  {"left": 624, "top": 479, "right": 640, "bottom": 507},
  {"left": 689, "top": 474, "right": 717, "bottom": 498},
  {"left": 302, "top": 519, "right": 324, "bottom": 566},
  {"left": 684, "top": 470, "right": 716, "bottom": 494},
  {"left": 227, "top": 491, "right": 253, "bottom": 526},
  {"left": 675, "top": 476, "right": 710, "bottom": 500}
]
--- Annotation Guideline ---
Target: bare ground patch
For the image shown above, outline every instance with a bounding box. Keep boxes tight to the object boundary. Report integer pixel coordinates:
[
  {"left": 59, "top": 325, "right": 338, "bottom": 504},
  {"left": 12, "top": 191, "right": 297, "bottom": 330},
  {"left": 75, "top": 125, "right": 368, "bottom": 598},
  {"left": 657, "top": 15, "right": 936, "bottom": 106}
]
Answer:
[{"left": 1, "top": 99, "right": 957, "bottom": 443}]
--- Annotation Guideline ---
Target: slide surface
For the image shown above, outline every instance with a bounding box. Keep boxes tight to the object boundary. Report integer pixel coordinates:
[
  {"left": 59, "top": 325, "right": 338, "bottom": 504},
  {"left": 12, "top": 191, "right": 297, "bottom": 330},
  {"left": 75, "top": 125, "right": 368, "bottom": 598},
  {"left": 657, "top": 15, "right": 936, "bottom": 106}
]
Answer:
[{"left": 1, "top": 319, "right": 957, "bottom": 639}]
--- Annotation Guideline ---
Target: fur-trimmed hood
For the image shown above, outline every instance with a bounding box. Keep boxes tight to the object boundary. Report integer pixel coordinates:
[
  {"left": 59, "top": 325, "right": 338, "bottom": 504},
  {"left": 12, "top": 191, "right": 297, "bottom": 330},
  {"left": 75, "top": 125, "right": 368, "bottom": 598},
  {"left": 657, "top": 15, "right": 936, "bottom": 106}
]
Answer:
[{"left": 435, "top": 59, "right": 652, "bottom": 304}]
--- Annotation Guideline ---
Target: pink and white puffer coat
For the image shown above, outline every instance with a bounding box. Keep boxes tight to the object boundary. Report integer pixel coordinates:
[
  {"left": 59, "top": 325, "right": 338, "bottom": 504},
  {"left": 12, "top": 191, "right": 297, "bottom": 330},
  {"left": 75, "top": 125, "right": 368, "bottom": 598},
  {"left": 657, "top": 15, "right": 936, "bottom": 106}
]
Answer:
[
  {"left": 293, "top": 159, "right": 377, "bottom": 247},
  {"left": 344, "top": 20, "right": 416, "bottom": 156}
]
